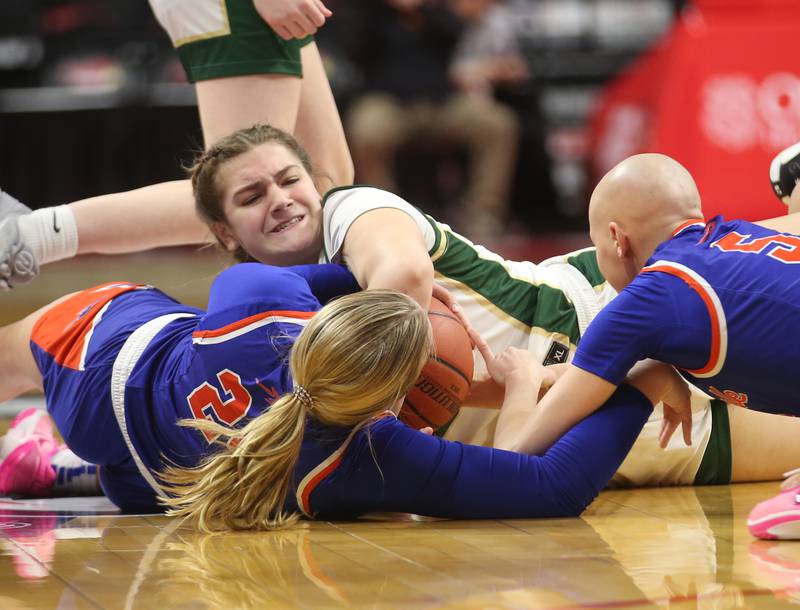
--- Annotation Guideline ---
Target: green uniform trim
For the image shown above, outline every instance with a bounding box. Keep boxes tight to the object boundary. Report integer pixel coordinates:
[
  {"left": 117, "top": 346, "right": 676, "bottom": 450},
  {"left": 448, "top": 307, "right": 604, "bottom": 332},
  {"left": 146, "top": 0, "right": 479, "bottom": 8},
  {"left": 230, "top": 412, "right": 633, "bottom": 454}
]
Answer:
[
  {"left": 173, "top": 0, "right": 312, "bottom": 82},
  {"left": 565, "top": 248, "right": 606, "bottom": 287},
  {"left": 426, "top": 219, "right": 583, "bottom": 346},
  {"left": 693, "top": 399, "right": 732, "bottom": 485}
]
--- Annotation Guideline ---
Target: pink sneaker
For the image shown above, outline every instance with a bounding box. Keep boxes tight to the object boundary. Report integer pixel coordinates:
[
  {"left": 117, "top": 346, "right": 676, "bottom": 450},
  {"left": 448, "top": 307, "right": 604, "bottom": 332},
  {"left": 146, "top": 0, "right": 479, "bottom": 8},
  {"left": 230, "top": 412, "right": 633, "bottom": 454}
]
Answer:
[
  {"left": 0, "top": 408, "right": 58, "bottom": 496},
  {"left": 748, "top": 486, "right": 800, "bottom": 540}
]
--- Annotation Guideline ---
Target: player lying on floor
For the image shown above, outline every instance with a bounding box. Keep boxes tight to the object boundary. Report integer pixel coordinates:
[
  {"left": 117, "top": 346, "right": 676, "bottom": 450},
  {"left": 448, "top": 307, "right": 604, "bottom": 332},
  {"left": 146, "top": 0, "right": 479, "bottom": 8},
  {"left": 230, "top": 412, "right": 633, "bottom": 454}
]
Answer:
[
  {"left": 0, "top": 262, "right": 678, "bottom": 530},
  {"left": 496, "top": 153, "right": 800, "bottom": 539},
  {"left": 4, "top": 125, "right": 800, "bottom": 490}
]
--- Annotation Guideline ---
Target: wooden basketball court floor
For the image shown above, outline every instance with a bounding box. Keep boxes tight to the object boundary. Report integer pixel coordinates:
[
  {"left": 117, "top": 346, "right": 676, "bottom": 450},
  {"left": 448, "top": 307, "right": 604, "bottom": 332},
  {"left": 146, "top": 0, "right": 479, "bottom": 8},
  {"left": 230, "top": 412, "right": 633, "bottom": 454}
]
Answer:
[
  {"left": 0, "top": 481, "right": 796, "bottom": 609},
  {"left": 2, "top": 246, "right": 800, "bottom": 609}
]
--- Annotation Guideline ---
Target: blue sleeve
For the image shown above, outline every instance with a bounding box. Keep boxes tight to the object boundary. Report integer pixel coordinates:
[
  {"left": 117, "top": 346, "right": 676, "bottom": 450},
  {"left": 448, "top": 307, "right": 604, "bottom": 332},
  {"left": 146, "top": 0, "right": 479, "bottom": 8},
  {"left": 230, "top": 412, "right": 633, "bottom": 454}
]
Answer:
[
  {"left": 204, "top": 263, "right": 322, "bottom": 327},
  {"left": 286, "top": 264, "right": 361, "bottom": 305},
  {"left": 313, "top": 384, "right": 652, "bottom": 520},
  {"left": 573, "top": 274, "right": 671, "bottom": 384},
  {"left": 198, "top": 263, "right": 321, "bottom": 338},
  {"left": 573, "top": 272, "right": 713, "bottom": 383}
]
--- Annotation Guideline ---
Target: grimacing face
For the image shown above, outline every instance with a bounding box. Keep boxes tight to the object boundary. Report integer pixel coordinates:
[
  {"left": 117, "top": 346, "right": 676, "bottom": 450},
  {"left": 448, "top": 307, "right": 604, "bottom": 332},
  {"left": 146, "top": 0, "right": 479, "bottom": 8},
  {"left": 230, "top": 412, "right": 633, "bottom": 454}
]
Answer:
[{"left": 216, "top": 142, "right": 325, "bottom": 266}]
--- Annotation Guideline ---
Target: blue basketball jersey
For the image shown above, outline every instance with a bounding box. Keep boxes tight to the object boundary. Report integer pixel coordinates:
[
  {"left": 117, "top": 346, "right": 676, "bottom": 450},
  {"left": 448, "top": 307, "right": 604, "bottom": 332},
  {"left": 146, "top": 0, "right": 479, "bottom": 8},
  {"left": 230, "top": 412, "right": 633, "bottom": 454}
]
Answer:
[
  {"left": 31, "top": 263, "right": 359, "bottom": 508},
  {"left": 573, "top": 216, "right": 800, "bottom": 415},
  {"left": 30, "top": 262, "right": 654, "bottom": 519}
]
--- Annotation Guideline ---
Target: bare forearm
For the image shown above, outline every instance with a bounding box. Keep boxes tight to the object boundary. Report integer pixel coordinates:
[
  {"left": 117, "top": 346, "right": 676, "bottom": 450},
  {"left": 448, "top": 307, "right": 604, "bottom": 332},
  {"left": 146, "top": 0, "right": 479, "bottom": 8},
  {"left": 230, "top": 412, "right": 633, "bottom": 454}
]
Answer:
[
  {"left": 497, "top": 365, "right": 617, "bottom": 455},
  {"left": 493, "top": 374, "right": 541, "bottom": 450},
  {"left": 342, "top": 208, "right": 434, "bottom": 308},
  {"left": 363, "top": 263, "right": 434, "bottom": 310},
  {"left": 71, "top": 180, "right": 212, "bottom": 254},
  {"left": 466, "top": 376, "right": 504, "bottom": 409}
]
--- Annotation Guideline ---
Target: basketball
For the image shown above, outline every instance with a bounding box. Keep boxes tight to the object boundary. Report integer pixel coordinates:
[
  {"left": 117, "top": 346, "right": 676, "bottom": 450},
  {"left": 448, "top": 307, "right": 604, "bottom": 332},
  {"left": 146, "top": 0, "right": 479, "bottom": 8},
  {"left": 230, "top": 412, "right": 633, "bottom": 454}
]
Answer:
[{"left": 400, "top": 297, "right": 474, "bottom": 432}]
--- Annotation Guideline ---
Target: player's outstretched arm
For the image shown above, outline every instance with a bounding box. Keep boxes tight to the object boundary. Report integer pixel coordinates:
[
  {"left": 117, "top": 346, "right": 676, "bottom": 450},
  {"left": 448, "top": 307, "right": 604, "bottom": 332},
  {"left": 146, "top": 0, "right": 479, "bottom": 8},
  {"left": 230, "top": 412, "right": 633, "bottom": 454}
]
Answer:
[
  {"left": 341, "top": 208, "right": 434, "bottom": 310},
  {"left": 499, "top": 358, "right": 692, "bottom": 456},
  {"left": 496, "top": 363, "right": 618, "bottom": 455},
  {"left": 342, "top": 384, "right": 654, "bottom": 519},
  {"left": 71, "top": 180, "right": 211, "bottom": 254},
  {"left": 0, "top": 180, "right": 212, "bottom": 290}
]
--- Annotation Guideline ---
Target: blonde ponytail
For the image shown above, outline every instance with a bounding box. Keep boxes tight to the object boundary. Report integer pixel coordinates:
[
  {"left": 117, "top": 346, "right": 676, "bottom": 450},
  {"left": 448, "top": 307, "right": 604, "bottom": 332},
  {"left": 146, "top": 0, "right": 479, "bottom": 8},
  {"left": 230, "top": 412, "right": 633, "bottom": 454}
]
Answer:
[
  {"left": 160, "top": 289, "right": 433, "bottom": 532},
  {"left": 160, "top": 393, "right": 309, "bottom": 531}
]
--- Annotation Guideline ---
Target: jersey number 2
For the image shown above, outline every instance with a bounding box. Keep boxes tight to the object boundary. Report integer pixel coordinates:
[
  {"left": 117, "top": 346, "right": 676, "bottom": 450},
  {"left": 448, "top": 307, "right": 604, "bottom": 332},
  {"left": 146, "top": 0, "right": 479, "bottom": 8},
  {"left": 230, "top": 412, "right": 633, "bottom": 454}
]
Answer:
[{"left": 187, "top": 369, "right": 252, "bottom": 444}]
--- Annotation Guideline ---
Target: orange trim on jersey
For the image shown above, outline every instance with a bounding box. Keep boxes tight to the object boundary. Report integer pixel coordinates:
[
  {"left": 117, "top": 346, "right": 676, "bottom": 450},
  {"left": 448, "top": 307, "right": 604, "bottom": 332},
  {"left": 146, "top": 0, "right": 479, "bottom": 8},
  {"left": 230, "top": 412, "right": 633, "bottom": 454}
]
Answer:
[
  {"left": 191, "top": 309, "right": 315, "bottom": 341},
  {"left": 295, "top": 411, "right": 396, "bottom": 516},
  {"left": 671, "top": 219, "right": 706, "bottom": 238},
  {"left": 31, "top": 282, "right": 146, "bottom": 370},
  {"left": 641, "top": 262, "right": 726, "bottom": 377}
]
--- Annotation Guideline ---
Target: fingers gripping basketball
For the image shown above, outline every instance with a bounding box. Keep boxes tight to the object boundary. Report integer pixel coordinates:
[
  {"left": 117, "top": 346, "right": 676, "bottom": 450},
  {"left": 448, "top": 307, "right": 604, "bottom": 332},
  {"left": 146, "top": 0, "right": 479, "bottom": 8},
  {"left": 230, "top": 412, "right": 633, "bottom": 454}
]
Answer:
[{"left": 400, "top": 298, "right": 474, "bottom": 432}]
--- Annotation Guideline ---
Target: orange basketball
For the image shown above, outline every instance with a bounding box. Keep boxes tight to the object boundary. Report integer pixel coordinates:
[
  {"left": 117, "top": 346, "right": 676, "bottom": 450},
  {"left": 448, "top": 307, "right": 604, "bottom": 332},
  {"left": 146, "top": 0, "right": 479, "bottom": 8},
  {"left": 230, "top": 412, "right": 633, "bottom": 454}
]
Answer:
[{"left": 400, "top": 297, "right": 474, "bottom": 432}]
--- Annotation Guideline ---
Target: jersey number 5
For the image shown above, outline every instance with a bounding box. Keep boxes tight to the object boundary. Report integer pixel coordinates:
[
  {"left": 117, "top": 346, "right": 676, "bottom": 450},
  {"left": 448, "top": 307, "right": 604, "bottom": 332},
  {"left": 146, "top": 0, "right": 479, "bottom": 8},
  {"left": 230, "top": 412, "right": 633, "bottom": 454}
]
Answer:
[
  {"left": 712, "top": 231, "right": 800, "bottom": 263},
  {"left": 187, "top": 369, "right": 253, "bottom": 444}
]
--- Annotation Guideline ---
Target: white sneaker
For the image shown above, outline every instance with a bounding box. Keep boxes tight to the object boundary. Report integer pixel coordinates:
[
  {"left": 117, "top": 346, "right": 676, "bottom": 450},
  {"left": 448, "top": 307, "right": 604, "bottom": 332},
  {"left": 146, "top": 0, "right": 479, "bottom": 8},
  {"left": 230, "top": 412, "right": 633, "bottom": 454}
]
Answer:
[
  {"left": 769, "top": 142, "right": 800, "bottom": 205},
  {"left": 0, "top": 189, "right": 38, "bottom": 290}
]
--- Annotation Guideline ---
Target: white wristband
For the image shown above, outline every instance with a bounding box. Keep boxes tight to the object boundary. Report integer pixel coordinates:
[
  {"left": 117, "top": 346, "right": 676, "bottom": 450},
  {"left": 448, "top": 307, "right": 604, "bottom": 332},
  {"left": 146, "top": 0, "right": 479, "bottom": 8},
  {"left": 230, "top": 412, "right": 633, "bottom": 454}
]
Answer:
[{"left": 17, "top": 204, "right": 79, "bottom": 265}]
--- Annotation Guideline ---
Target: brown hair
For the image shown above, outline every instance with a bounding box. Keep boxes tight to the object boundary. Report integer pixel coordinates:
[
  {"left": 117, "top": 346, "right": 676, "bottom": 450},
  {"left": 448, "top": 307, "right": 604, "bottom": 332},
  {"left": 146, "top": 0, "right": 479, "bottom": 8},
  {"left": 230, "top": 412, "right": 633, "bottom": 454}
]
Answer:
[
  {"left": 189, "top": 124, "right": 315, "bottom": 262},
  {"left": 160, "top": 290, "right": 433, "bottom": 532}
]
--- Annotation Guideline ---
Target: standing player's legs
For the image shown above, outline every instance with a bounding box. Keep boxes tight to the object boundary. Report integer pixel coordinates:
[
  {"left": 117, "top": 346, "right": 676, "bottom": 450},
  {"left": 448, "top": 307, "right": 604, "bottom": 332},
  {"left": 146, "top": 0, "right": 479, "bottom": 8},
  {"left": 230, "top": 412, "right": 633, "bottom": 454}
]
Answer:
[
  {"left": 194, "top": 72, "right": 301, "bottom": 147},
  {"left": 162, "top": 0, "right": 352, "bottom": 184},
  {"left": 199, "top": 42, "right": 352, "bottom": 186},
  {"left": 0, "top": 1, "right": 354, "bottom": 291},
  {"left": 293, "top": 42, "right": 353, "bottom": 189}
]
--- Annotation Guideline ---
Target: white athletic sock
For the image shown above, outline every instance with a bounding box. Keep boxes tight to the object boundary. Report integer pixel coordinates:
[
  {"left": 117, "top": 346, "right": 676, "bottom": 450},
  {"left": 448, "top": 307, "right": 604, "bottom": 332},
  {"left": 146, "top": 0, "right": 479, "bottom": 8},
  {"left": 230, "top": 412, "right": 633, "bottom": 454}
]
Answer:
[
  {"left": 49, "top": 448, "right": 101, "bottom": 496},
  {"left": 17, "top": 205, "right": 78, "bottom": 265}
]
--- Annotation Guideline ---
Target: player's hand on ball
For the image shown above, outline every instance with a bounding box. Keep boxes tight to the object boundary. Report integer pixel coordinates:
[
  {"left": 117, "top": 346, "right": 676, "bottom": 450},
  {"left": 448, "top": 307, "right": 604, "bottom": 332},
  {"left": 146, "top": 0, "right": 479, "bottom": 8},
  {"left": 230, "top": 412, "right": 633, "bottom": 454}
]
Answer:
[{"left": 432, "top": 283, "right": 474, "bottom": 339}]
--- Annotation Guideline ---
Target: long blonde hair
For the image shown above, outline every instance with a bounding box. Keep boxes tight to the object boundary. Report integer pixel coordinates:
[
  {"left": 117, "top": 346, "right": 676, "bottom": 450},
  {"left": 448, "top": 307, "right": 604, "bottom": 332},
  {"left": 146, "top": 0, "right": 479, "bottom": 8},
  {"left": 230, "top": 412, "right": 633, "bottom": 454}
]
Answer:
[{"left": 160, "top": 290, "right": 433, "bottom": 532}]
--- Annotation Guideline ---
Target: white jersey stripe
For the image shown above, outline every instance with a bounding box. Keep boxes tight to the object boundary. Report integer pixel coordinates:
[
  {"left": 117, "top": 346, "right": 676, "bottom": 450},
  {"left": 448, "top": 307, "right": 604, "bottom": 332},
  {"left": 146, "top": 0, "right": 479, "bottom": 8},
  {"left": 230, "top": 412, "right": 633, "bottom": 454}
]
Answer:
[
  {"left": 295, "top": 428, "right": 359, "bottom": 517},
  {"left": 192, "top": 316, "right": 310, "bottom": 345},
  {"left": 295, "top": 413, "right": 396, "bottom": 516},
  {"left": 77, "top": 300, "right": 113, "bottom": 371},
  {"left": 110, "top": 312, "right": 197, "bottom": 497}
]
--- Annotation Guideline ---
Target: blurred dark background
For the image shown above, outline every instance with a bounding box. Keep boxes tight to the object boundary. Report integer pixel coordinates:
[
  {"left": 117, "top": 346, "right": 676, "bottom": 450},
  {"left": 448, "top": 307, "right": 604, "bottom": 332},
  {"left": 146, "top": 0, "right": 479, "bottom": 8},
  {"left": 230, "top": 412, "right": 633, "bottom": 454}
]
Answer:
[{"left": 0, "top": 0, "right": 686, "bottom": 238}]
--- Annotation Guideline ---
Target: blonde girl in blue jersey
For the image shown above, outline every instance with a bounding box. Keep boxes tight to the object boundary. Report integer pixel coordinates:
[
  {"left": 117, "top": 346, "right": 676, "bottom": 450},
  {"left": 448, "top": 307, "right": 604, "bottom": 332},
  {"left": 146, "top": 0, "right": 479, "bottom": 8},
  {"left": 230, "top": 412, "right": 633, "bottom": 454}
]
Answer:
[
  {"left": 0, "top": 281, "right": 664, "bottom": 529},
  {"left": 158, "top": 290, "right": 663, "bottom": 531}
]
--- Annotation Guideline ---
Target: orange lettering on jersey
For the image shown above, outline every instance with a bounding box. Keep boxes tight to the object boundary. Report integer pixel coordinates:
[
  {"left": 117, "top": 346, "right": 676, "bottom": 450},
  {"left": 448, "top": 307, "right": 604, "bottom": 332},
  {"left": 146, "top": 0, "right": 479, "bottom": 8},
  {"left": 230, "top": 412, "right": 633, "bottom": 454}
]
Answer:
[
  {"left": 187, "top": 369, "right": 253, "bottom": 443},
  {"left": 709, "top": 386, "right": 749, "bottom": 407},
  {"left": 256, "top": 381, "right": 280, "bottom": 404},
  {"left": 711, "top": 231, "right": 800, "bottom": 264}
]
